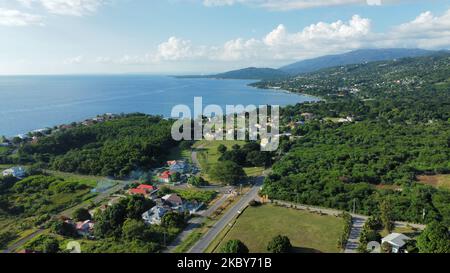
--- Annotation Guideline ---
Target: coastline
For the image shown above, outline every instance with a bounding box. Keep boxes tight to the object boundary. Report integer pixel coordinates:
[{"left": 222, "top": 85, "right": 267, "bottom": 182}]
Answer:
[{"left": 1, "top": 76, "right": 319, "bottom": 138}]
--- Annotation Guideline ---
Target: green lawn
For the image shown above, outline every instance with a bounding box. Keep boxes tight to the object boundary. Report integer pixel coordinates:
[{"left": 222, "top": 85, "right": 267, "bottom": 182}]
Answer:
[
  {"left": 167, "top": 146, "right": 192, "bottom": 163},
  {"left": 46, "top": 170, "right": 104, "bottom": 187},
  {"left": 173, "top": 232, "right": 203, "bottom": 253},
  {"left": 213, "top": 205, "right": 344, "bottom": 253}
]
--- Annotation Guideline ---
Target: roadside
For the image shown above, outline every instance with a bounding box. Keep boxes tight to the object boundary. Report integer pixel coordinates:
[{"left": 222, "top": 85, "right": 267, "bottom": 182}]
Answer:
[
  {"left": 188, "top": 176, "right": 264, "bottom": 253},
  {"left": 344, "top": 217, "right": 366, "bottom": 253}
]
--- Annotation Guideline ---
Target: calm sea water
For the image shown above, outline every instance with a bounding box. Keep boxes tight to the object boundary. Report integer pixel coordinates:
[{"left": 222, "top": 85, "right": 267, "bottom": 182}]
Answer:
[{"left": 0, "top": 75, "right": 318, "bottom": 137}]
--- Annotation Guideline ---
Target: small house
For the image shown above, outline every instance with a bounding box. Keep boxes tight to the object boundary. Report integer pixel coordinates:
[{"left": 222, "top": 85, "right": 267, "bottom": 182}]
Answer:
[
  {"left": 382, "top": 233, "right": 412, "bottom": 253},
  {"left": 128, "top": 184, "right": 157, "bottom": 198},
  {"left": 142, "top": 206, "right": 168, "bottom": 225},
  {"left": 169, "top": 161, "right": 190, "bottom": 174},
  {"left": 158, "top": 171, "right": 172, "bottom": 183},
  {"left": 162, "top": 193, "right": 183, "bottom": 208},
  {"left": 2, "top": 166, "right": 26, "bottom": 179},
  {"left": 76, "top": 220, "right": 95, "bottom": 237}
]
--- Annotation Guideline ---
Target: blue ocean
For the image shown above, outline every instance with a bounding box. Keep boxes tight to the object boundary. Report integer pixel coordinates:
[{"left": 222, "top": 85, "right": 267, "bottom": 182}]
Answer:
[{"left": 0, "top": 75, "right": 318, "bottom": 137}]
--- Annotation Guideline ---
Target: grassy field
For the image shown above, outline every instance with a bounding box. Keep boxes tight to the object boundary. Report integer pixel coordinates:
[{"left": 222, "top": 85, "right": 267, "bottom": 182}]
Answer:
[
  {"left": 193, "top": 140, "right": 265, "bottom": 181},
  {"left": 380, "top": 225, "right": 421, "bottom": 238},
  {"left": 167, "top": 146, "right": 192, "bottom": 163},
  {"left": 46, "top": 170, "right": 101, "bottom": 187},
  {"left": 173, "top": 232, "right": 203, "bottom": 253},
  {"left": 212, "top": 204, "right": 344, "bottom": 253},
  {"left": 417, "top": 175, "right": 450, "bottom": 191}
]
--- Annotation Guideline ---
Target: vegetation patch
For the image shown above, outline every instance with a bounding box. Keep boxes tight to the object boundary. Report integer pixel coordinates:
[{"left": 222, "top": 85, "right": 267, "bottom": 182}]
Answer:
[
  {"left": 215, "top": 205, "right": 343, "bottom": 253},
  {"left": 418, "top": 175, "right": 450, "bottom": 191}
]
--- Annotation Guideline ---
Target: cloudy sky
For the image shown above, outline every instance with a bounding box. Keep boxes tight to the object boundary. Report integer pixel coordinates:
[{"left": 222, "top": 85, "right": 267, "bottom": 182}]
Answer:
[{"left": 0, "top": 0, "right": 449, "bottom": 74}]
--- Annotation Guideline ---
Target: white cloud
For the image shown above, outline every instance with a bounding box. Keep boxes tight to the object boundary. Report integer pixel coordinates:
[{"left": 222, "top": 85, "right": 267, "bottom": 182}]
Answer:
[
  {"left": 64, "top": 55, "right": 84, "bottom": 64},
  {"left": 0, "top": 8, "right": 43, "bottom": 26},
  {"left": 212, "top": 38, "right": 262, "bottom": 61},
  {"left": 155, "top": 36, "right": 195, "bottom": 61},
  {"left": 202, "top": 0, "right": 386, "bottom": 10},
  {"left": 379, "top": 10, "right": 450, "bottom": 49},
  {"left": 17, "top": 0, "right": 105, "bottom": 16},
  {"left": 89, "top": 9, "right": 450, "bottom": 69}
]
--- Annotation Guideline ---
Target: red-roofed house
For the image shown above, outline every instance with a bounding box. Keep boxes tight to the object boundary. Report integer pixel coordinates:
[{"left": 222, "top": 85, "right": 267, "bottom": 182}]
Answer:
[
  {"left": 129, "top": 188, "right": 148, "bottom": 196},
  {"left": 128, "top": 184, "right": 157, "bottom": 198},
  {"left": 158, "top": 171, "right": 172, "bottom": 183},
  {"left": 167, "top": 160, "right": 177, "bottom": 166},
  {"left": 137, "top": 184, "right": 155, "bottom": 191}
]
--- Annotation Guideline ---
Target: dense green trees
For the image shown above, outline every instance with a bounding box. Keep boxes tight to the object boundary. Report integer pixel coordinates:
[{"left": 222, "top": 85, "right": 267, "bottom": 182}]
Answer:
[
  {"left": 51, "top": 220, "right": 77, "bottom": 237},
  {"left": 208, "top": 160, "right": 247, "bottom": 185},
  {"left": 188, "top": 176, "right": 208, "bottom": 187},
  {"left": 380, "top": 200, "right": 394, "bottom": 233},
  {"left": 219, "top": 142, "right": 273, "bottom": 168},
  {"left": 161, "top": 211, "right": 186, "bottom": 229},
  {"left": 72, "top": 208, "right": 92, "bottom": 222},
  {"left": 267, "top": 235, "right": 292, "bottom": 253},
  {"left": 417, "top": 222, "right": 450, "bottom": 253},
  {"left": 260, "top": 53, "right": 450, "bottom": 225},
  {"left": 94, "top": 195, "right": 153, "bottom": 239},
  {"left": 92, "top": 195, "right": 178, "bottom": 253},
  {"left": 18, "top": 114, "right": 177, "bottom": 178},
  {"left": 122, "top": 219, "right": 146, "bottom": 240},
  {"left": 220, "top": 239, "right": 249, "bottom": 253}
]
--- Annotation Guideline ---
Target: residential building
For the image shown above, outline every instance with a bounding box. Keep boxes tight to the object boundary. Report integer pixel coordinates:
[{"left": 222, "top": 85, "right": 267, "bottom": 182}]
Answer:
[
  {"left": 2, "top": 166, "right": 26, "bottom": 179},
  {"left": 382, "top": 233, "right": 412, "bottom": 253},
  {"left": 142, "top": 206, "right": 168, "bottom": 225},
  {"left": 128, "top": 184, "right": 157, "bottom": 198},
  {"left": 169, "top": 161, "right": 190, "bottom": 174},
  {"left": 158, "top": 171, "right": 172, "bottom": 183},
  {"left": 76, "top": 220, "right": 95, "bottom": 237},
  {"left": 162, "top": 193, "right": 183, "bottom": 208}
]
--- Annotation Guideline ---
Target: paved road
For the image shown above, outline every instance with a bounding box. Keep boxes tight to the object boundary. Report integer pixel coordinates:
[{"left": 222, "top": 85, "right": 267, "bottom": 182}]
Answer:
[
  {"left": 2, "top": 179, "right": 131, "bottom": 253},
  {"left": 344, "top": 217, "right": 366, "bottom": 253},
  {"left": 163, "top": 193, "right": 232, "bottom": 253},
  {"left": 2, "top": 229, "right": 46, "bottom": 254},
  {"left": 188, "top": 177, "right": 264, "bottom": 253}
]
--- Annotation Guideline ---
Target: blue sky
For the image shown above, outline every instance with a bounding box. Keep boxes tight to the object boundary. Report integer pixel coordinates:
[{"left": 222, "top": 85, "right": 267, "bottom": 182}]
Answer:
[{"left": 0, "top": 0, "right": 450, "bottom": 74}]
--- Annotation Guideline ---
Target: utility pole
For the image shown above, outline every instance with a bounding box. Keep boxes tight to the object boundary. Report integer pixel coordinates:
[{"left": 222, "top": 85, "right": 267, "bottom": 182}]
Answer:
[
  {"left": 353, "top": 199, "right": 357, "bottom": 214},
  {"left": 423, "top": 208, "right": 426, "bottom": 221}
]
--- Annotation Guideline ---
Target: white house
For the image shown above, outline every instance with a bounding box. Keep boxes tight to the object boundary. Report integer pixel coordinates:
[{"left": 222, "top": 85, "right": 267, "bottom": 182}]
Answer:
[
  {"left": 382, "top": 233, "right": 412, "bottom": 253},
  {"left": 2, "top": 166, "right": 26, "bottom": 179},
  {"left": 142, "top": 206, "right": 168, "bottom": 225}
]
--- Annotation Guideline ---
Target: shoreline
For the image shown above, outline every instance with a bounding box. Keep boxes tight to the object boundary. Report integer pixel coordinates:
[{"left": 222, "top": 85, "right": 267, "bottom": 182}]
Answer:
[{"left": 1, "top": 77, "right": 320, "bottom": 138}]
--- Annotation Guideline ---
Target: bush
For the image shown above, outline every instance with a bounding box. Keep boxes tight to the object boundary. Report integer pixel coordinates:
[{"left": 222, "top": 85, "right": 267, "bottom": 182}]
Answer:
[
  {"left": 249, "top": 200, "right": 262, "bottom": 207},
  {"left": 220, "top": 239, "right": 249, "bottom": 253},
  {"left": 208, "top": 161, "right": 247, "bottom": 186},
  {"left": 72, "top": 208, "right": 92, "bottom": 222},
  {"left": 267, "top": 235, "right": 292, "bottom": 253},
  {"left": 338, "top": 213, "right": 352, "bottom": 250}
]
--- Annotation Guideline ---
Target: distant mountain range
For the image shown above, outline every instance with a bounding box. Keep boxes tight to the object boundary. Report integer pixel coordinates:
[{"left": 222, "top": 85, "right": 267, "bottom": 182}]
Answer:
[
  {"left": 279, "top": 48, "right": 434, "bottom": 75},
  {"left": 177, "top": 67, "right": 289, "bottom": 80},
  {"left": 179, "top": 48, "right": 438, "bottom": 80}
]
